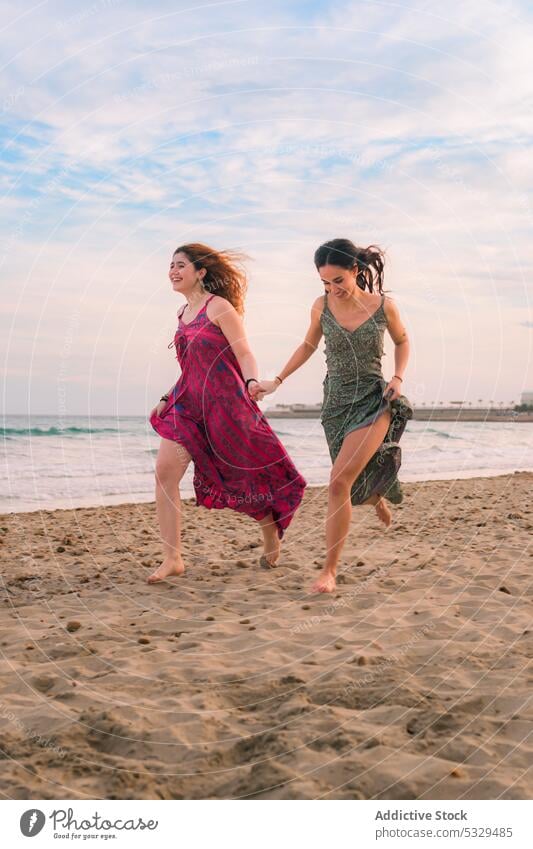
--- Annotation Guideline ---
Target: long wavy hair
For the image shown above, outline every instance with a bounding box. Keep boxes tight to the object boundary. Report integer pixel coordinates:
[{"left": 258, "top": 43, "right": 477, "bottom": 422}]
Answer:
[
  {"left": 173, "top": 242, "right": 248, "bottom": 315},
  {"left": 314, "top": 238, "right": 386, "bottom": 294}
]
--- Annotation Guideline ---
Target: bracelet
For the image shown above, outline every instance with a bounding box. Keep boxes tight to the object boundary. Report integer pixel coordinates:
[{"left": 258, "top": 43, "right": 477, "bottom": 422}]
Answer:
[
  {"left": 393, "top": 375, "right": 403, "bottom": 382},
  {"left": 245, "top": 378, "right": 258, "bottom": 390},
  {"left": 160, "top": 394, "right": 169, "bottom": 402},
  {"left": 274, "top": 375, "right": 283, "bottom": 385}
]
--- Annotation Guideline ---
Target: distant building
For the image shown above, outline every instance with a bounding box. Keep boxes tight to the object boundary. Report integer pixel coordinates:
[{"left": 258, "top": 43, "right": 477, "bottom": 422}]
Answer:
[{"left": 268, "top": 403, "right": 322, "bottom": 412}]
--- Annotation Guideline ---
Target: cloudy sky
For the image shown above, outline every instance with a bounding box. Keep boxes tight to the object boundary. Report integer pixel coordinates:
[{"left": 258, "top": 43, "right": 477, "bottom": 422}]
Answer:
[{"left": 1, "top": 0, "right": 532, "bottom": 415}]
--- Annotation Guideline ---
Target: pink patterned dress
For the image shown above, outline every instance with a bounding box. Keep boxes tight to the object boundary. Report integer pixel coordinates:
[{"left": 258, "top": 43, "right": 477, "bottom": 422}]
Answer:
[{"left": 149, "top": 295, "right": 306, "bottom": 538}]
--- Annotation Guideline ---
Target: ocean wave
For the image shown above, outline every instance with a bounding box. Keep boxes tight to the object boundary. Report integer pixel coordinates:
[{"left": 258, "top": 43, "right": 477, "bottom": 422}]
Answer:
[
  {"left": 1, "top": 426, "right": 120, "bottom": 437},
  {"left": 424, "top": 427, "right": 463, "bottom": 440},
  {"left": 272, "top": 428, "right": 323, "bottom": 438}
]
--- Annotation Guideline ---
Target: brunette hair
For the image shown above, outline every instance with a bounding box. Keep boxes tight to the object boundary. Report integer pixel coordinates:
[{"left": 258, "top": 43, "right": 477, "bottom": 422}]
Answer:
[
  {"left": 173, "top": 242, "right": 248, "bottom": 315},
  {"left": 314, "top": 238, "right": 386, "bottom": 294}
]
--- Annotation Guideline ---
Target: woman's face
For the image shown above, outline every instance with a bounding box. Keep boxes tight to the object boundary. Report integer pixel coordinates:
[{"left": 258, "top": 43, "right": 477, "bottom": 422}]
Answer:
[
  {"left": 169, "top": 251, "right": 204, "bottom": 293},
  {"left": 318, "top": 263, "right": 357, "bottom": 300}
]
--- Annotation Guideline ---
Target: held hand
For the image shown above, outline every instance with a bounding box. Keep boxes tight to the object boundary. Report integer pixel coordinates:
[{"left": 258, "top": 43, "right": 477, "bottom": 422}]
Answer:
[
  {"left": 150, "top": 400, "right": 168, "bottom": 418},
  {"left": 383, "top": 376, "right": 402, "bottom": 402},
  {"left": 247, "top": 380, "right": 264, "bottom": 402},
  {"left": 255, "top": 379, "right": 280, "bottom": 397}
]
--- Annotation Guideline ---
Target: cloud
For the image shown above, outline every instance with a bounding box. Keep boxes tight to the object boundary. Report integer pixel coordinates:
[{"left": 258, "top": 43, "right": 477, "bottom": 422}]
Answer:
[{"left": 1, "top": 0, "right": 532, "bottom": 412}]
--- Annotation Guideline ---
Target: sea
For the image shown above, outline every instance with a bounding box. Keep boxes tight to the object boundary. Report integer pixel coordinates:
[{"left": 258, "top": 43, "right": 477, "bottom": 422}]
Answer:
[{"left": 1, "top": 414, "right": 532, "bottom": 514}]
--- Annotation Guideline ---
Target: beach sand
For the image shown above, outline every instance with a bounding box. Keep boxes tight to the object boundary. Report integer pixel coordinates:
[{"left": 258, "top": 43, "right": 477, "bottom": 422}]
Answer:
[{"left": 0, "top": 472, "right": 531, "bottom": 800}]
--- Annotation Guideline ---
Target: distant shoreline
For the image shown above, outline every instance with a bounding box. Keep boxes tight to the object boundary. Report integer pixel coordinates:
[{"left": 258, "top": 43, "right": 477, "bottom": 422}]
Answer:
[
  {"left": 3, "top": 411, "right": 532, "bottom": 423},
  {"left": 265, "top": 409, "right": 533, "bottom": 423}
]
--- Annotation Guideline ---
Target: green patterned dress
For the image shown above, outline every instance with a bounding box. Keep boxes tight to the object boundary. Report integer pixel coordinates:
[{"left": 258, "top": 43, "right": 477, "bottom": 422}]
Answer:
[{"left": 320, "top": 292, "right": 413, "bottom": 505}]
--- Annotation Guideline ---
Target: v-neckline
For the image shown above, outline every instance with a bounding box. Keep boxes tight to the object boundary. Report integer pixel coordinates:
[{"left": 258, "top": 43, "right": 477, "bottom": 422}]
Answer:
[
  {"left": 179, "top": 297, "right": 212, "bottom": 327},
  {"left": 325, "top": 294, "right": 385, "bottom": 334}
]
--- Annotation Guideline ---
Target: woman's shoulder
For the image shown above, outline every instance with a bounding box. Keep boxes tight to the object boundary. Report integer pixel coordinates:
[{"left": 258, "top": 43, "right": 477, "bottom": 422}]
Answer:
[
  {"left": 207, "top": 294, "right": 236, "bottom": 315},
  {"left": 354, "top": 291, "right": 383, "bottom": 318},
  {"left": 382, "top": 293, "right": 398, "bottom": 321},
  {"left": 207, "top": 293, "right": 227, "bottom": 305},
  {"left": 312, "top": 294, "right": 326, "bottom": 313},
  {"left": 365, "top": 291, "right": 384, "bottom": 308}
]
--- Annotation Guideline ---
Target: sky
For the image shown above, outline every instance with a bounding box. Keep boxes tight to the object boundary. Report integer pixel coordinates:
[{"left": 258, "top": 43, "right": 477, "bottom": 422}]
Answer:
[{"left": 1, "top": 0, "right": 532, "bottom": 415}]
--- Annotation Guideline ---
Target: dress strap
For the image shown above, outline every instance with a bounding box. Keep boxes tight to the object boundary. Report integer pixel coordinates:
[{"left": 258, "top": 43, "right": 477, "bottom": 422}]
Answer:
[
  {"left": 381, "top": 293, "right": 387, "bottom": 323},
  {"left": 178, "top": 294, "right": 216, "bottom": 324},
  {"left": 197, "top": 293, "right": 216, "bottom": 320}
]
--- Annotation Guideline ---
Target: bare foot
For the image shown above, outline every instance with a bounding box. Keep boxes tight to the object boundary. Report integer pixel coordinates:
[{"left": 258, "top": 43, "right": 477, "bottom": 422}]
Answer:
[
  {"left": 260, "top": 521, "right": 281, "bottom": 567},
  {"left": 147, "top": 557, "right": 185, "bottom": 584},
  {"left": 311, "top": 569, "right": 336, "bottom": 593},
  {"left": 375, "top": 496, "right": 392, "bottom": 528}
]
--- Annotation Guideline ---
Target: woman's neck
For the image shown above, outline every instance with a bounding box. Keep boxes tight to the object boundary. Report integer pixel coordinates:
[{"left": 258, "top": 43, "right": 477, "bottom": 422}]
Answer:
[{"left": 186, "top": 287, "right": 208, "bottom": 308}]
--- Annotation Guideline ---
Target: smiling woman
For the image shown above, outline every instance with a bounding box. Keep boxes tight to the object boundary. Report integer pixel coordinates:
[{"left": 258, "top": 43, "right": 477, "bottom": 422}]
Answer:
[
  {"left": 148, "top": 243, "right": 306, "bottom": 584},
  {"left": 169, "top": 242, "right": 248, "bottom": 316},
  {"left": 254, "top": 237, "right": 413, "bottom": 593}
]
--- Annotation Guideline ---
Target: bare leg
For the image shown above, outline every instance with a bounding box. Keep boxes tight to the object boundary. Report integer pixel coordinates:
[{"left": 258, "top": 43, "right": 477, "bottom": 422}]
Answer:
[
  {"left": 148, "top": 438, "right": 191, "bottom": 584},
  {"left": 363, "top": 493, "right": 392, "bottom": 528},
  {"left": 257, "top": 512, "right": 281, "bottom": 567},
  {"left": 374, "top": 496, "right": 392, "bottom": 527},
  {"left": 312, "top": 410, "right": 391, "bottom": 593}
]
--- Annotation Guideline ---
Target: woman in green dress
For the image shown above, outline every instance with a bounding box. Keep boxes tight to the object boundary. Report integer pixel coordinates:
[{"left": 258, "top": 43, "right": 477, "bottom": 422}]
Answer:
[{"left": 253, "top": 238, "right": 412, "bottom": 593}]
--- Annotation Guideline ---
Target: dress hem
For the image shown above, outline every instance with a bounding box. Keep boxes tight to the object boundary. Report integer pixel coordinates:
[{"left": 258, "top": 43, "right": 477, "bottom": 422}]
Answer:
[
  {"left": 337, "top": 398, "right": 391, "bottom": 438},
  {"left": 192, "top": 477, "right": 303, "bottom": 540},
  {"left": 150, "top": 413, "right": 305, "bottom": 540}
]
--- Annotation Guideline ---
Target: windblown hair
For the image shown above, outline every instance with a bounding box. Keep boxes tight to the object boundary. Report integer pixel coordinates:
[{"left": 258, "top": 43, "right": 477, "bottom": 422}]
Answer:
[
  {"left": 174, "top": 242, "right": 248, "bottom": 315},
  {"left": 314, "top": 238, "right": 386, "bottom": 294}
]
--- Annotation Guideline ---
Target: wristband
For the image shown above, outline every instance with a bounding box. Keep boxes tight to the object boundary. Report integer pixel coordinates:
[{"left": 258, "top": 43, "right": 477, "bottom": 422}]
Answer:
[
  {"left": 245, "top": 378, "right": 258, "bottom": 390},
  {"left": 274, "top": 375, "right": 283, "bottom": 385},
  {"left": 393, "top": 375, "right": 403, "bottom": 382},
  {"left": 160, "top": 394, "right": 169, "bottom": 402}
]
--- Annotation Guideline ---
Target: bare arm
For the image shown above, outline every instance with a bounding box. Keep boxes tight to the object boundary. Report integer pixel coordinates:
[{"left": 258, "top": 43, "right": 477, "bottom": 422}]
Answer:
[
  {"left": 255, "top": 297, "right": 324, "bottom": 398},
  {"left": 383, "top": 297, "right": 410, "bottom": 400},
  {"left": 208, "top": 296, "right": 258, "bottom": 386},
  {"left": 278, "top": 296, "right": 323, "bottom": 381}
]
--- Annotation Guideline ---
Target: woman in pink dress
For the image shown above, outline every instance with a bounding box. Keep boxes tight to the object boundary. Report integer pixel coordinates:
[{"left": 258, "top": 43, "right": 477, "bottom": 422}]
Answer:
[{"left": 148, "top": 243, "right": 306, "bottom": 584}]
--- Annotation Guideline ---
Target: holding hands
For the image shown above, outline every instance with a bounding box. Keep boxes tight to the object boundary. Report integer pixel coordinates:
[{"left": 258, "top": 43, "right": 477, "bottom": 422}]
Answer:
[{"left": 246, "top": 377, "right": 282, "bottom": 402}]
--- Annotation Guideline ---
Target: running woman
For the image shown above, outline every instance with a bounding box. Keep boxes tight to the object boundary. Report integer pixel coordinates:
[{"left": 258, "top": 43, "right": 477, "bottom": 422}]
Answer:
[
  {"left": 254, "top": 238, "right": 412, "bottom": 593},
  {"left": 149, "top": 243, "right": 306, "bottom": 584}
]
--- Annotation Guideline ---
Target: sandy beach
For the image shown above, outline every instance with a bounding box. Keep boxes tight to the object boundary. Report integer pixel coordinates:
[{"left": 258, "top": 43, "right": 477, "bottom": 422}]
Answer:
[{"left": 0, "top": 472, "right": 531, "bottom": 800}]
